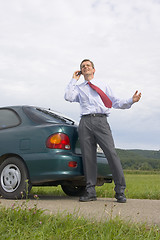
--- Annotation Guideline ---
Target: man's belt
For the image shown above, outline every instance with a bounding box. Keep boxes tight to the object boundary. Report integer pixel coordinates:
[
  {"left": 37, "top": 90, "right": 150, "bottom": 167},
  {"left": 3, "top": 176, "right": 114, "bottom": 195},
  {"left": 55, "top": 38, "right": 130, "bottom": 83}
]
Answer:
[{"left": 82, "top": 113, "right": 107, "bottom": 117}]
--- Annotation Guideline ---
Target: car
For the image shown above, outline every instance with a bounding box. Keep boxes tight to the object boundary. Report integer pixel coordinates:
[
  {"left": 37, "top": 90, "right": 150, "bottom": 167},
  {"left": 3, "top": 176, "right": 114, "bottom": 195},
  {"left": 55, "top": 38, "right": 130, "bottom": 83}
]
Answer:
[{"left": 0, "top": 105, "right": 112, "bottom": 199}]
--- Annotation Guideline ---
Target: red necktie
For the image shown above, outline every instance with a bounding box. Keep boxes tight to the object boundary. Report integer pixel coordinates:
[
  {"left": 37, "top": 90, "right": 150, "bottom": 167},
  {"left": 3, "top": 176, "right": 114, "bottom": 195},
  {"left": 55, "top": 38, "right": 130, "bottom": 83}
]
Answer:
[{"left": 88, "top": 81, "right": 112, "bottom": 108}]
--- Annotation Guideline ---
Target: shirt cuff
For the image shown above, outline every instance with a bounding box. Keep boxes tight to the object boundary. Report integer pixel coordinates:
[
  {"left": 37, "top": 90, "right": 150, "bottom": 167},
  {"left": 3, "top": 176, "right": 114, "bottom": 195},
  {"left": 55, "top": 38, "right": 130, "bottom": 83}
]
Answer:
[
  {"left": 128, "top": 97, "right": 133, "bottom": 105},
  {"left": 71, "top": 78, "right": 77, "bottom": 84}
]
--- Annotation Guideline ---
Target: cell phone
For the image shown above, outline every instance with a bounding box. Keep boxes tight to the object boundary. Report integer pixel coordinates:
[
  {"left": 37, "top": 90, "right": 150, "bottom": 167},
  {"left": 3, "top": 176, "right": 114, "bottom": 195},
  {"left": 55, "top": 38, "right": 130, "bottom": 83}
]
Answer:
[{"left": 77, "top": 71, "right": 82, "bottom": 76}]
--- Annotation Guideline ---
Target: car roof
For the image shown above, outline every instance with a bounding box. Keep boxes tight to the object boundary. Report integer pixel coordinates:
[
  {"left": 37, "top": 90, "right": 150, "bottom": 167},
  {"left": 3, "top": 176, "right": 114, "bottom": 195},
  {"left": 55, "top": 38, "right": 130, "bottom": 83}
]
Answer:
[{"left": 0, "top": 105, "right": 78, "bottom": 126}]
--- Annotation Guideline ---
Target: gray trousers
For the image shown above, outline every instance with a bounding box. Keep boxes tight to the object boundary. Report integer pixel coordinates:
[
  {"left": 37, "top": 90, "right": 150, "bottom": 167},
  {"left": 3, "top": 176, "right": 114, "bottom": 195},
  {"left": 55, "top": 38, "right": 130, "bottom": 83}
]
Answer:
[{"left": 78, "top": 115, "right": 126, "bottom": 195}]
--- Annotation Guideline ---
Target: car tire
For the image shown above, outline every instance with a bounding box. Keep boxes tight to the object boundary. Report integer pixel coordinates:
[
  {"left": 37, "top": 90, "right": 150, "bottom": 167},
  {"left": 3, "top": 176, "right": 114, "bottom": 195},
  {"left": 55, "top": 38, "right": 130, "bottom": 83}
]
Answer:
[
  {"left": 0, "top": 157, "right": 32, "bottom": 199},
  {"left": 61, "top": 185, "right": 86, "bottom": 197}
]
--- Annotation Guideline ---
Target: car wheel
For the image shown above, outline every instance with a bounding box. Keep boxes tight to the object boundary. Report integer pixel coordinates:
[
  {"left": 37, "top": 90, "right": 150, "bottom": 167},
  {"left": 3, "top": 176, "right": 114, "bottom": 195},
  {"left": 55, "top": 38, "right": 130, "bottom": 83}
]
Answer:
[
  {"left": 0, "top": 157, "right": 32, "bottom": 199},
  {"left": 61, "top": 185, "right": 86, "bottom": 196}
]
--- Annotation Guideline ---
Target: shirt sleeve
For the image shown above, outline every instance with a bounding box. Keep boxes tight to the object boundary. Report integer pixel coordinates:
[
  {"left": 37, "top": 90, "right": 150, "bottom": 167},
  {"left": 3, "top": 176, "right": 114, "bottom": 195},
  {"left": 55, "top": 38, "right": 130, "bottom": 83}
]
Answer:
[
  {"left": 64, "top": 78, "right": 79, "bottom": 102},
  {"left": 112, "top": 97, "right": 133, "bottom": 109},
  {"left": 106, "top": 85, "right": 133, "bottom": 109}
]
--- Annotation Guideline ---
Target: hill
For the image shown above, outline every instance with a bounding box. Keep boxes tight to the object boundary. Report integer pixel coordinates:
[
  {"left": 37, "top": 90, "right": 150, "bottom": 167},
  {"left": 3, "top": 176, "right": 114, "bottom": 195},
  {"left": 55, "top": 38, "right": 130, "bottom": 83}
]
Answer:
[{"left": 116, "top": 149, "right": 160, "bottom": 170}]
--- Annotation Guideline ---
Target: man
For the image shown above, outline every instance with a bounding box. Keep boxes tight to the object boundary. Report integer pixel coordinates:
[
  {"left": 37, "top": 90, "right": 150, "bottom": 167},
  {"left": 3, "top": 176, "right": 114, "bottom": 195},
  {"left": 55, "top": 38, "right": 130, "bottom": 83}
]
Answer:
[{"left": 64, "top": 59, "right": 141, "bottom": 203}]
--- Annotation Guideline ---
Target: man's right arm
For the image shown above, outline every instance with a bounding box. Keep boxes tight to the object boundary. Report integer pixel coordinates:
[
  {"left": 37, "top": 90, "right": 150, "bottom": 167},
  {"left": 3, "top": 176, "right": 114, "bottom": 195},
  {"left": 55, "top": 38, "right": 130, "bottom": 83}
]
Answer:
[{"left": 64, "top": 78, "right": 79, "bottom": 102}]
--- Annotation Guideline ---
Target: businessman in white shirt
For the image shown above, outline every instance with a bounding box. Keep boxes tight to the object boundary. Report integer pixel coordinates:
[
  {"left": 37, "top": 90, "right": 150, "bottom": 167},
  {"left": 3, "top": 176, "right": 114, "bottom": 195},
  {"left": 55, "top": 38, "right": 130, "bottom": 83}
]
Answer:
[{"left": 64, "top": 59, "right": 141, "bottom": 203}]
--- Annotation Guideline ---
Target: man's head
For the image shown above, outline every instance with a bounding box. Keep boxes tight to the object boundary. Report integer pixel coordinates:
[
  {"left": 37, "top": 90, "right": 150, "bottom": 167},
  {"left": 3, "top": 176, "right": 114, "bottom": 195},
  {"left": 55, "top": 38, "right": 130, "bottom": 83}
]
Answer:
[
  {"left": 80, "top": 59, "right": 95, "bottom": 70},
  {"left": 80, "top": 59, "right": 95, "bottom": 79}
]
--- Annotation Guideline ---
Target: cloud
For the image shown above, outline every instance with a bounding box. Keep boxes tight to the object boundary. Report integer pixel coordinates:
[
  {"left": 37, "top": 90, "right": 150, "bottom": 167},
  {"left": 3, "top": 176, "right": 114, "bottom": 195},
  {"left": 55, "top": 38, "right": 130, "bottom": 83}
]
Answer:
[{"left": 0, "top": 0, "right": 160, "bottom": 150}]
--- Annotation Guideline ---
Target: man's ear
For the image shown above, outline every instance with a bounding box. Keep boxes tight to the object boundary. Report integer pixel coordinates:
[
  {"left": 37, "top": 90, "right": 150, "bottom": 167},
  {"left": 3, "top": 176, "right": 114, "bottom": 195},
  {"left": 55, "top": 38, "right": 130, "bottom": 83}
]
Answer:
[{"left": 93, "top": 68, "right": 96, "bottom": 74}]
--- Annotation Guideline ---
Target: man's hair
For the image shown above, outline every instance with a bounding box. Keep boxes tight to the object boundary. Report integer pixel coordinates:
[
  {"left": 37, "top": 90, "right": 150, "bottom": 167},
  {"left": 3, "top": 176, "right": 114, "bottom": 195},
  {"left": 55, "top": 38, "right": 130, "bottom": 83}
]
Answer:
[{"left": 80, "top": 59, "right": 95, "bottom": 70}]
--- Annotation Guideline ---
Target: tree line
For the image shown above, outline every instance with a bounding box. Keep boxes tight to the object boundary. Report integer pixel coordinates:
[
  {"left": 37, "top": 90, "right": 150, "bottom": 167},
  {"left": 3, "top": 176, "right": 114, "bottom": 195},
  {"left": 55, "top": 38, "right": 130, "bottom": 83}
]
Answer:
[{"left": 116, "top": 149, "right": 160, "bottom": 171}]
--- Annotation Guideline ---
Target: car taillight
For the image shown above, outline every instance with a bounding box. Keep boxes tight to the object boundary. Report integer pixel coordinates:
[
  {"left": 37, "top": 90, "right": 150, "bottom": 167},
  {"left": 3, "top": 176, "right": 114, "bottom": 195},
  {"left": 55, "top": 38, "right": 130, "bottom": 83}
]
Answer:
[{"left": 46, "top": 133, "right": 71, "bottom": 150}]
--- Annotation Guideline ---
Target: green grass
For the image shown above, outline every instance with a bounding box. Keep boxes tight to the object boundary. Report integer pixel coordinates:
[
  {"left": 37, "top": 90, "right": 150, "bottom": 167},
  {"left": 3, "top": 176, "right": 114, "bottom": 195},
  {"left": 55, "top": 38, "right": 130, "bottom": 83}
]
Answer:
[
  {"left": 31, "top": 185, "right": 65, "bottom": 197},
  {"left": 0, "top": 202, "right": 160, "bottom": 240},
  {"left": 96, "top": 173, "right": 160, "bottom": 200},
  {"left": 31, "top": 171, "right": 160, "bottom": 200}
]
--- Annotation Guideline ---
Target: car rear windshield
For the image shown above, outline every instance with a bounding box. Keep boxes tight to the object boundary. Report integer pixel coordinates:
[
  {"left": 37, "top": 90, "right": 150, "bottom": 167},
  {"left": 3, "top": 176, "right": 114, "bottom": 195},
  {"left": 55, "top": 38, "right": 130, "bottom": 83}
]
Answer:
[{"left": 23, "top": 106, "right": 75, "bottom": 125}]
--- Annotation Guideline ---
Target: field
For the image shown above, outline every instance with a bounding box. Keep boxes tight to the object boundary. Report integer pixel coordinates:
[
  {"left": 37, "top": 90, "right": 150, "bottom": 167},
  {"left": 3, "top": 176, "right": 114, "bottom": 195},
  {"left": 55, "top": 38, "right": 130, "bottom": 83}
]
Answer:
[
  {"left": 31, "top": 171, "right": 160, "bottom": 200},
  {"left": 97, "top": 171, "right": 160, "bottom": 200},
  {"left": 0, "top": 171, "right": 160, "bottom": 239}
]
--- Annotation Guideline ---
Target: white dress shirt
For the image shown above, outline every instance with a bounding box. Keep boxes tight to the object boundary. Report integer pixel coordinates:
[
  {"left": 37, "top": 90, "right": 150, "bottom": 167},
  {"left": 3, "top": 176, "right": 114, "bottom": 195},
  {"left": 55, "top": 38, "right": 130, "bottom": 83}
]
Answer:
[{"left": 64, "top": 78, "right": 133, "bottom": 117}]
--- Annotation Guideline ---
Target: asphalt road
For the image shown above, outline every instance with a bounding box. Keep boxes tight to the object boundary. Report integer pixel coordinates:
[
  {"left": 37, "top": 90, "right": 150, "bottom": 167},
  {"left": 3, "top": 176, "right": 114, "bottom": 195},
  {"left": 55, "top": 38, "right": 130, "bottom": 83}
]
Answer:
[{"left": 1, "top": 196, "right": 160, "bottom": 226}]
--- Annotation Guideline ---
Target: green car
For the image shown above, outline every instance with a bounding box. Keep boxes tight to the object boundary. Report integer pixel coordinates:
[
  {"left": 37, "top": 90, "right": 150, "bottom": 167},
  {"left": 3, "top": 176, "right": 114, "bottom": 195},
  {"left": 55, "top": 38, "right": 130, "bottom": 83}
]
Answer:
[{"left": 0, "top": 106, "right": 112, "bottom": 199}]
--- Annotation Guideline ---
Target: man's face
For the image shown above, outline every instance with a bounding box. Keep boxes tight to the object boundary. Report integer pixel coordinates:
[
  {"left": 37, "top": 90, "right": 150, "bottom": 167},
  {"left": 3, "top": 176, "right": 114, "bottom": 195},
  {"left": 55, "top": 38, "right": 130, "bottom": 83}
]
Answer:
[{"left": 81, "top": 61, "right": 95, "bottom": 76}]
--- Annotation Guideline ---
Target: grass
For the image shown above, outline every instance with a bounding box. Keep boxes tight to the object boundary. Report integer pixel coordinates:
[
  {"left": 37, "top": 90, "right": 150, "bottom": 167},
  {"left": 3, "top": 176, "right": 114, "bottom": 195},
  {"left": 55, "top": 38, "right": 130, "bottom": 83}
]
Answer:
[
  {"left": 96, "top": 173, "right": 160, "bottom": 200},
  {"left": 0, "top": 202, "right": 160, "bottom": 240},
  {"left": 0, "top": 171, "right": 160, "bottom": 239},
  {"left": 31, "top": 171, "right": 160, "bottom": 200}
]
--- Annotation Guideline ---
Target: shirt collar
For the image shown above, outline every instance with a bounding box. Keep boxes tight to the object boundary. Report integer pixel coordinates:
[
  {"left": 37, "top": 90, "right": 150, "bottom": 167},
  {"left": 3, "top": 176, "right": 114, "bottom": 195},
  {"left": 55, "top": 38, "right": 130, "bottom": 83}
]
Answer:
[{"left": 84, "top": 78, "right": 95, "bottom": 85}]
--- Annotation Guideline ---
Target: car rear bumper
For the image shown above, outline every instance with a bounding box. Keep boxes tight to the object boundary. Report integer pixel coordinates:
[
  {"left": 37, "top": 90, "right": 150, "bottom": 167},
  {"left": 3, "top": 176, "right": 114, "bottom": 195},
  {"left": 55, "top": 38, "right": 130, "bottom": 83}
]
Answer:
[{"left": 23, "top": 151, "right": 112, "bottom": 184}]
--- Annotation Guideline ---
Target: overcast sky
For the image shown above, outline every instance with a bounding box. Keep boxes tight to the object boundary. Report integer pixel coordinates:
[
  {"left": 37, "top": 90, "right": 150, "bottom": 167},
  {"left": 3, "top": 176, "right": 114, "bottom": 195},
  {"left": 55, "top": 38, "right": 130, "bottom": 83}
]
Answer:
[{"left": 0, "top": 0, "right": 160, "bottom": 150}]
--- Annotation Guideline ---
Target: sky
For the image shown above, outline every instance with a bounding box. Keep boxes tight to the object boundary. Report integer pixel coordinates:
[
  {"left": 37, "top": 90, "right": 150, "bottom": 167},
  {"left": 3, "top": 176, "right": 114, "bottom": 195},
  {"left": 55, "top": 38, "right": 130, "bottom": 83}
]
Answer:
[{"left": 0, "top": 0, "right": 160, "bottom": 150}]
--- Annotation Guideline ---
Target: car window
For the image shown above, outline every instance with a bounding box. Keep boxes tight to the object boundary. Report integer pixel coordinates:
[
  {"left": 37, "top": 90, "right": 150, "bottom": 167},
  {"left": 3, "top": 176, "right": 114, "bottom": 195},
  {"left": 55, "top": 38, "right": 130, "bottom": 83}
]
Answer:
[
  {"left": 23, "top": 106, "right": 75, "bottom": 125},
  {"left": 0, "top": 109, "right": 21, "bottom": 129}
]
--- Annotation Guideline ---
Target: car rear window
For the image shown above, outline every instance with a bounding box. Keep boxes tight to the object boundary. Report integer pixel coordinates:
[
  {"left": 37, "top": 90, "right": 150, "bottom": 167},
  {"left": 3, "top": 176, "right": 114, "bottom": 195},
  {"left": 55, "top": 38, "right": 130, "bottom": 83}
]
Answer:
[
  {"left": 23, "top": 106, "right": 75, "bottom": 125},
  {"left": 0, "top": 109, "right": 21, "bottom": 129}
]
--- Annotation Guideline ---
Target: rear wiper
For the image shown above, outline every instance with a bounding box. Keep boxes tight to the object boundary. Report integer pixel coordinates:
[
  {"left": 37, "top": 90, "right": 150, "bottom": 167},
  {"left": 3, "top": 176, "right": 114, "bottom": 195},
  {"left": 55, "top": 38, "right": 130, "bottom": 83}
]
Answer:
[{"left": 36, "top": 108, "right": 75, "bottom": 125}]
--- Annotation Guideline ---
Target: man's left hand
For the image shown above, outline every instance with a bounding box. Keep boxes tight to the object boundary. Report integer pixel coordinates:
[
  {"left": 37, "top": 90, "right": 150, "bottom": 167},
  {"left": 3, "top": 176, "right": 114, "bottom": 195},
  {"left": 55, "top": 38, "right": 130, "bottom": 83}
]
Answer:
[{"left": 133, "top": 90, "right": 141, "bottom": 103}]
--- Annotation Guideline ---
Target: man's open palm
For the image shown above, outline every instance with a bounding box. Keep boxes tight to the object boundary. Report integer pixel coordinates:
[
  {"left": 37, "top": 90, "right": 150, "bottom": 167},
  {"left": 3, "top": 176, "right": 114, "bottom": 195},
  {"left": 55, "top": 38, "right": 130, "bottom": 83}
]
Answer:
[{"left": 133, "top": 90, "right": 141, "bottom": 103}]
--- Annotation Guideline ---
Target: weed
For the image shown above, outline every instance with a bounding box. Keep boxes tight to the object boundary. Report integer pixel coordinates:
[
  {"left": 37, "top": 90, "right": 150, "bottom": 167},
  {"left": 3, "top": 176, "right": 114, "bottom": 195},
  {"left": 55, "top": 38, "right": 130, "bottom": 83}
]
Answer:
[{"left": 0, "top": 202, "right": 159, "bottom": 239}]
